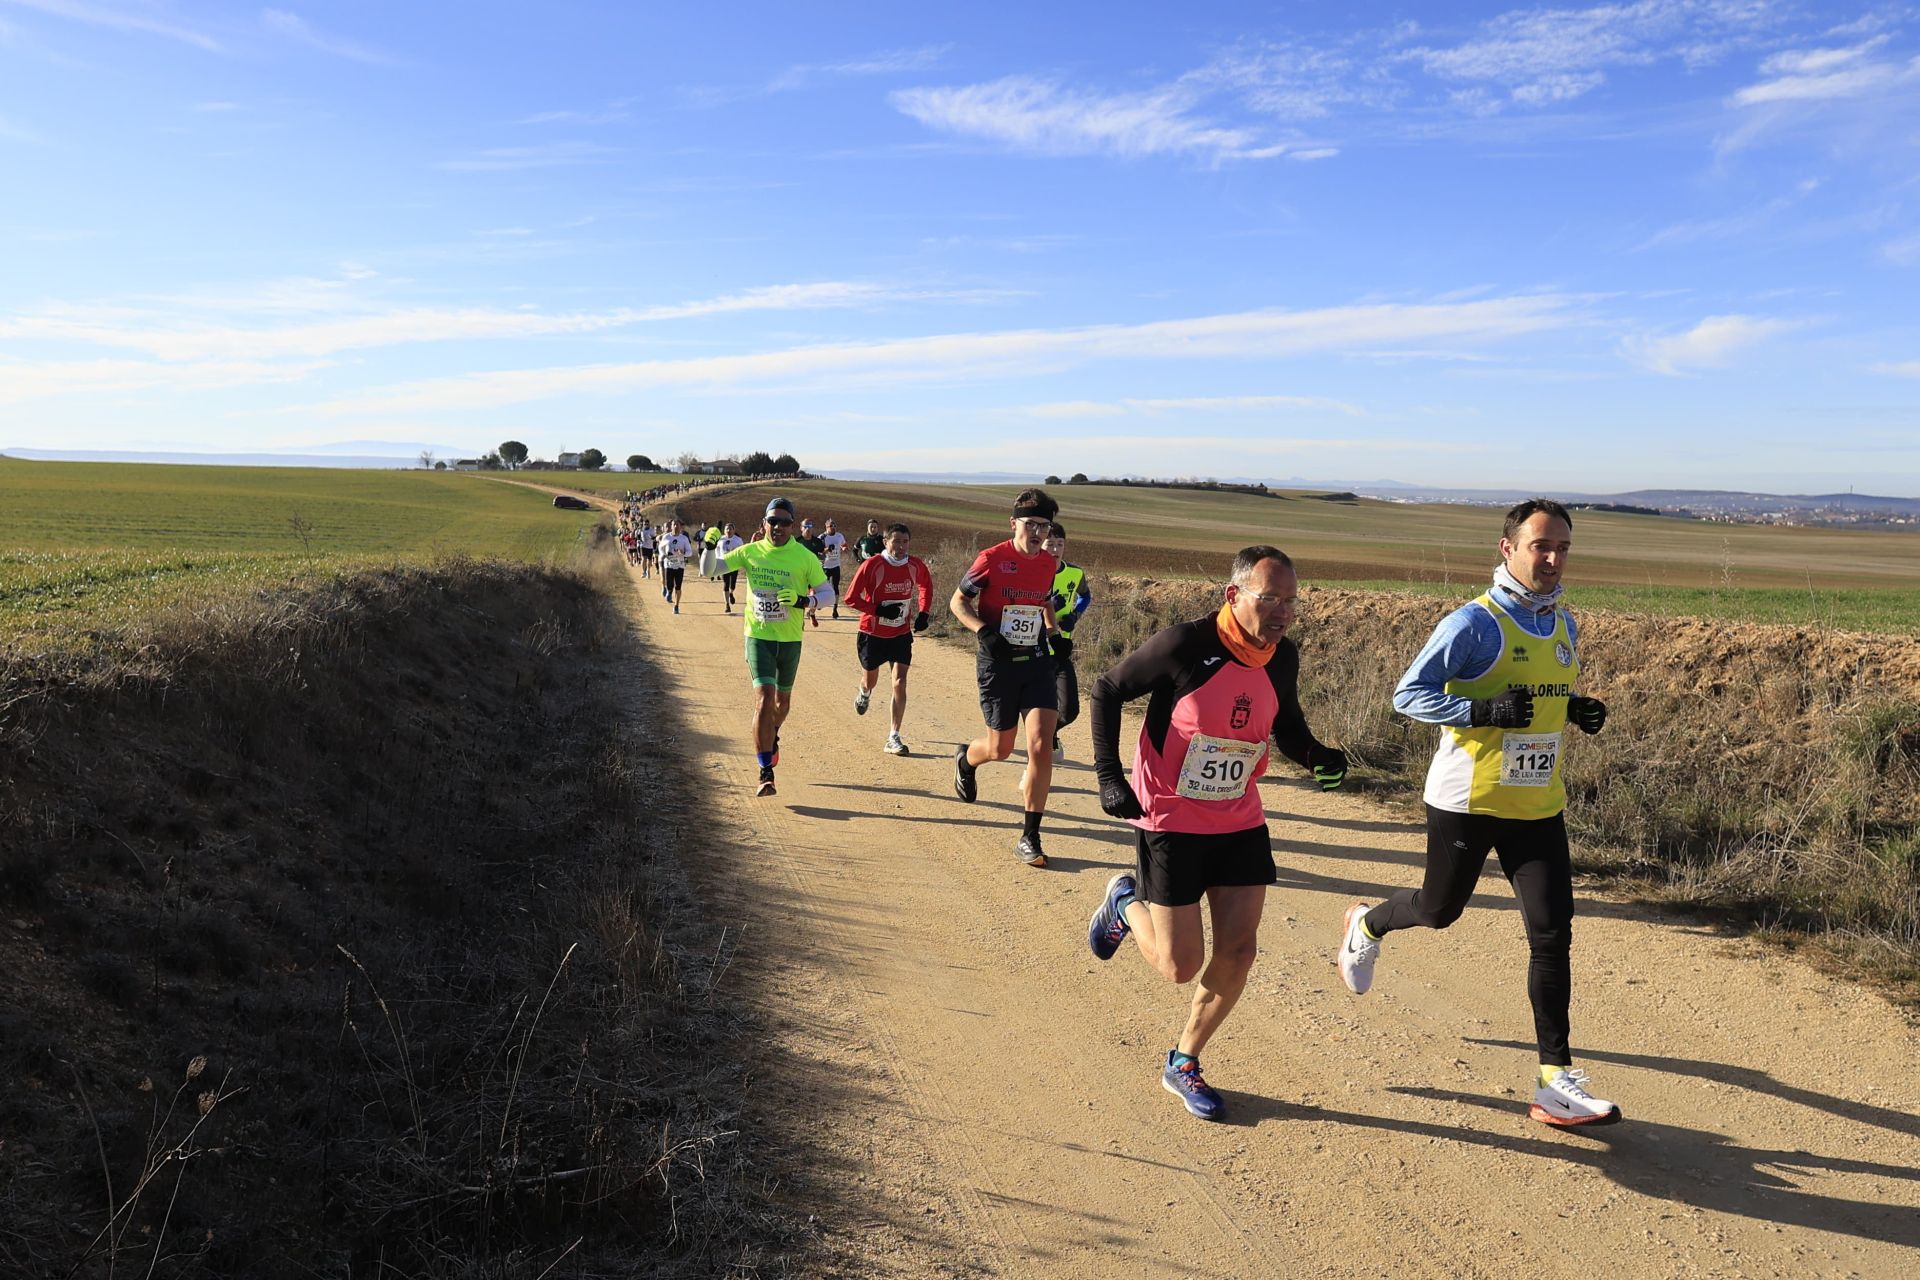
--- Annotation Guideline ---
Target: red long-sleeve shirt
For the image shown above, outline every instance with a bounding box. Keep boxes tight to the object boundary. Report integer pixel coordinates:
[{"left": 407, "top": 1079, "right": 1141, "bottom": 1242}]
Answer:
[{"left": 844, "top": 554, "right": 933, "bottom": 635}]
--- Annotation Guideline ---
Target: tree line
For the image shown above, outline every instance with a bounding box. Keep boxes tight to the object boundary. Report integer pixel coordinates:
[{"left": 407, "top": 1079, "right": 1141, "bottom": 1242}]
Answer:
[{"left": 420, "top": 443, "right": 802, "bottom": 474}]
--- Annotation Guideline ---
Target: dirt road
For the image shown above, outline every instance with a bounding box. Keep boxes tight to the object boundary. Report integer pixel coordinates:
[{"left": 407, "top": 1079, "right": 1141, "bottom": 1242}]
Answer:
[{"left": 612, "top": 545, "right": 1918, "bottom": 1278}]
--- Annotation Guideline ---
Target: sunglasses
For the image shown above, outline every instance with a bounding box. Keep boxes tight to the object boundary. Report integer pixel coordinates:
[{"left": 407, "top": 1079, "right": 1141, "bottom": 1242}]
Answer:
[{"left": 766, "top": 516, "right": 793, "bottom": 527}]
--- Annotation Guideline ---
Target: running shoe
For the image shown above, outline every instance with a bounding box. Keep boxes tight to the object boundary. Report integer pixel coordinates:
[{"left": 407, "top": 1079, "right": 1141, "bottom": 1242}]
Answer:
[
  {"left": 952, "top": 744, "right": 977, "bottom": 803},
  {"left": 1337, "top": 902, "right": 1381, "bottom": 995},
  {"left": 884, "top": 732, "right": 908, "bottom": 756},
  {"left": 1161, "top": 1052, "right": 1225, "bottom": 1121},
  {"left": 755, "top": 766, "right": 776, "bottom": 798},
  {"left": 1087, "top": 872, "right": 1136, "bottom": 960},
  {"left": 1053, "top": 734, "right": 1063, "bottom": 756},
  {"left": 1531, "top": 1068, "right": 1622, "bottom": 1127},
  {"left": 673, "top": 604, "right": 680, "bottom": 614},
  {"left": 854, "top": 687, "right": 871, "bottom": 715},
  {"left": 1015, "top": 833, "right": 1047, "bottom": 868}
]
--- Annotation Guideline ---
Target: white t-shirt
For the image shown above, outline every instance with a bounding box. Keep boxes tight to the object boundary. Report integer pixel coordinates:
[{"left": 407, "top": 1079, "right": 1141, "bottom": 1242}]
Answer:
[
  {"left": 658, "top": 534, "right": 693, "bottom": 569},
  {"left": 819, "top": 532, "right": 847, "bottom": 569}
]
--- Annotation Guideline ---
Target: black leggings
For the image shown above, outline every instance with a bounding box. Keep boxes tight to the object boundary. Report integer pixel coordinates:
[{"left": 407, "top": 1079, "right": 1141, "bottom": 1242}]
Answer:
[
  {"left": 664, "top": 567, "right": 684, "bottom": 597},
  {"left": 1054, "top": 656, "right": 1080, "bottom": 730},
  {"left": 722, "top": 570, "right": 739, "bottom": 598},
  {"left": 1364, "top": 808, "right": 1574, "bottom": 1066}
]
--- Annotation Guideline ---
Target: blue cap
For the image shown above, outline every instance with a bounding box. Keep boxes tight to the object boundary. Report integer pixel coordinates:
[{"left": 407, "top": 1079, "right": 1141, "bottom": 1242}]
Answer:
[{"left": 765, "top": 496, "right": 794, "bottom": 518}]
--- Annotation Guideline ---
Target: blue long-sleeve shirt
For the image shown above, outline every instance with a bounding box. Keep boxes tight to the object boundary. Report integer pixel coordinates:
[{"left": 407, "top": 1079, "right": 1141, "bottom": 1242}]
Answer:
[{"left": 1393, "top": 595, "right": 1579, "bottom": 727}]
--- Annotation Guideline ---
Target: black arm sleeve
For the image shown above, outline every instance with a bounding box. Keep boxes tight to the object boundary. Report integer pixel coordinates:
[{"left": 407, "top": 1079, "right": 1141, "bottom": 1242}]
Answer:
[
  {"left": 1090, "top": 624, "right": 1192, "bottom": 776},
  {"left": 1266, "top": 639, "right": 1324, "bottom": 770}
]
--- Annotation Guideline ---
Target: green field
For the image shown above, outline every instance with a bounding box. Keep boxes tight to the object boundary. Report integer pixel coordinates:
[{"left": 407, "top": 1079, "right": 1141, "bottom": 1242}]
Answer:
[
  {"left": 0, "top": 459, "right": 604, "bottom": 645},
  {"left": 670, "top": 479, "right": 1920, "bottom": 632},
  {"left": 510, "top": 469, "right": 680, "bottom": 493}
]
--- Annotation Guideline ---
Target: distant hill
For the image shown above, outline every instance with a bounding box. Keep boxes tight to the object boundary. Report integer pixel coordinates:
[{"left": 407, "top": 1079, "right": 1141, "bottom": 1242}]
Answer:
[{"left": 0, "top": 445, "right": 473, "bottom": 470}]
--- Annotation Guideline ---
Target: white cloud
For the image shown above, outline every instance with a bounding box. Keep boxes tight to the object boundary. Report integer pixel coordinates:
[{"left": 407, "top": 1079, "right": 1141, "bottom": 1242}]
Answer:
[
  {"left": 437, "top": 140, "right": 617, "bottom": 171},
  {"left": 260, "top": 9, "right": 396, "bottom": 66},
  {"left": 1872, "top": 360, "right": 1920, "bottom": 378},
  {"left": 515, "top": 107, "right": 630, "bottom": 126},
  {"left": 0, "top": 0, "right": 222, "bottom": 52},
  {"left": 892, "top": 75, "right": 1285, "bottom": 163},
  {"left": 1025, "top": 394, "right": 1364, "bottom": 418},
  {"left": 0, "top": 355, "right": 330, "bottom": 404},
  {"left": 1731, "top": 38, "right": 1919, "bottom": 103},
  {"left": 770, "top": 44, "right": 947, "bottom": 92},
  {"left": 306, "top": 294, "right": 1578, "bottom": 416},
  {"left": 1621, "top": 313, "right": 1800, "bottom": 374},
  {"left": 1883, "top": 232, "right": 1920, "bottom": 266}
]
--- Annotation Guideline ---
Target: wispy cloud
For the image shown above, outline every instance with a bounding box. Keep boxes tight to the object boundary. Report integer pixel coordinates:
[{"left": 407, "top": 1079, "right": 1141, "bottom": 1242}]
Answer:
[
  {"left": 1621, "top": 313, "right": 1800, "bottom": 374},
  {"left": 1883, "top": 231, "right": 1920, "bottom": 266},
  {"left": 892, "top": 75, "right": 1290, "bottom": 163},
  {"left": 515, "top": 106, "right": 631, "bottom": 126},
  {"left": 1872, "top": 360, "right": 1920, "bottom": 378},
  {"left": 770, "top": 44, "right": 947, "bottom": 92},
  {"left": 1024, "top": 394, "right": 1364, "bottom": 419},
  {"left": 1730, "top": 36, "right": 1918, "bottom": 104},
  {"left": 437, "top": 140, "right": 618, "bottom": 171},
  {"left": 0, "top": 355, "right": 330, "bottom": 404},
  {"left": 260, "top": 9, "right": 396, "bottom": 66},
  {"left": 306, "top": 294, "right": 1578, "bottom": 416},
  {"left": 0, "top": 0, "right": 222, "bottom": 52}
]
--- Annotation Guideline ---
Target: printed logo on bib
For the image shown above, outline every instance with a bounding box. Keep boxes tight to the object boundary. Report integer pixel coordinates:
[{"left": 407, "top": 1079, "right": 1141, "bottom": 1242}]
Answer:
[
  {"left": 998, "top": 603, "right": 1045, "bottom": 647},
  {"left": 751, "top": 590, "right": 790, "bottom": 624},
  {"left": 1500, "top": 732, "right": 1560, "bottom": 787},
  {"left": 1175, "top": 734, "right": 1267, "bottom": 801}
]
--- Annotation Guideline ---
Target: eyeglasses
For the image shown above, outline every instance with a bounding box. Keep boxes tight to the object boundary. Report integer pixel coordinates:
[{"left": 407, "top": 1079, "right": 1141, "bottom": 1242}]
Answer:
[
  {"left": 1014, "top": 518, "right": 1052, "bottom": 532},
  {"left": 1238, "top": 591, "right": 1295, "bottom": 608},
  {"left": 766, "top": 517, "right": 792, "bottom": 527}
]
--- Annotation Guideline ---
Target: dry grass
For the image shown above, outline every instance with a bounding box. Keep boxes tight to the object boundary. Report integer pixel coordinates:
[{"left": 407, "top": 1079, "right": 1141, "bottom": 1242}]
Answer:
[{"left": 0, "top": 531, "right": 808, "bottom": 1276}]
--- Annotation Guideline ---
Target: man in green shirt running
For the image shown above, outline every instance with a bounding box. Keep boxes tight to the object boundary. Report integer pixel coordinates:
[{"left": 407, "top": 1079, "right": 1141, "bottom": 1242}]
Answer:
[
  {"left": 854, "top": 518, "right": 885, "bottom": 565},
  {"left": 722, "top": 496, "right": 830, "bottom": 797}
]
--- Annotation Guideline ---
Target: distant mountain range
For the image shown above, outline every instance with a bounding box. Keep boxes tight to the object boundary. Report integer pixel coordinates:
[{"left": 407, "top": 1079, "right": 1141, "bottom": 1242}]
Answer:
[{"left": 0, "top": 443, "right": 475, "bottom": 470}]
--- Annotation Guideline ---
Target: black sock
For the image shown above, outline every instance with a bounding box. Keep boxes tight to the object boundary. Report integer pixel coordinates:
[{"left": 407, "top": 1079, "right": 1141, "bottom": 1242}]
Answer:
[{"left": 1022, "top": 811, "right": 1042, "bottom": 839}]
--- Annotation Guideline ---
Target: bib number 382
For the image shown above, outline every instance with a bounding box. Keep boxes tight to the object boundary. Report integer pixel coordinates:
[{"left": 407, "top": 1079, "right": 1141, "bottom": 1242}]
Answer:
[{"left": 1500, "top": 732, "right": 1560, "bottom": 787}]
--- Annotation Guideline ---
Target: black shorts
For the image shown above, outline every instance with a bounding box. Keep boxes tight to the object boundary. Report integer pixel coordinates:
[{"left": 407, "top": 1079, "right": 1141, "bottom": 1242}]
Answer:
[
  {"left": 664, "top": 567, "right": 684, "bottom": 592},
  {"left": 639, "top": 547, "right": 655, "bottom": 561},
  {"left": 976, "top": 650, "right": 1056, "bottom": 731},
  {"left": 857, "top": 631, "right": 914, "bottom": 670},
  {"left": 1134, "top": 825, "right": 1276, "bottom": 908},
  {"left": 825, "top": 565, "right": 842, "bottom": 589}
]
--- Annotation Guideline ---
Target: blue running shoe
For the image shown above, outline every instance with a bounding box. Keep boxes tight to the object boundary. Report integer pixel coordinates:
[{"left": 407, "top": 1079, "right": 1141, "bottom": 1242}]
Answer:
[
  {"left": 1088, "top": 873, "right": 1136, "bottom": 960},
  {"left": 1162, "top": 1052, "right": 1225, "bottom": 1121}
]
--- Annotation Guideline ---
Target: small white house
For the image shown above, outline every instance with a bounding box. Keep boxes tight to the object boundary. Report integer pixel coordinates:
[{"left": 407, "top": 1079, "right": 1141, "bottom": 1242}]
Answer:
[
  {"left": 695, "top": 458, "right": 741, "bottom": 474},
  {"left": 452, "top": 458, "right": 480, "bottom": 471},
  {"left": 556, "top": 451, "right": 582, "bottom": 469}
]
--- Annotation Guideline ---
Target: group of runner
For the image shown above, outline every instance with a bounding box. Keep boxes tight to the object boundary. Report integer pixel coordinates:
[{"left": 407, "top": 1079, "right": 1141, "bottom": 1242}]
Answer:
[{"left": 644, "top": 486, "right": 1622, "bottom": 1132}]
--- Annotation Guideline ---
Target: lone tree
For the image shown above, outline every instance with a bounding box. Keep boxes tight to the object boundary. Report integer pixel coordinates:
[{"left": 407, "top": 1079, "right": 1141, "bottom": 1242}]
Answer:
[
  {"left": 627, "top": 454, "right": 655, "bottom": 472},
  {"left": 1069, "top": 472, "right": 1089, "bottom": 484},
  {"left": 1044, "top": 475, "right": 1062, "bottom": 485},
  {"left": 418, "top": 450, "right": 436, "bottom": 470},
  {"left": 579, "top": 448, "right": 606, "bottom": 471},
  {"left": 498, "top": 440, "right": 528, "bottom": 469}
]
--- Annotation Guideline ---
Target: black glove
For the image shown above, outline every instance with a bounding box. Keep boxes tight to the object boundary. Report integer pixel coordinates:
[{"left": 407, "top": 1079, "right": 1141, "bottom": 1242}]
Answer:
[
  {"left": 1309, "top": 746, "right": 1349, "bottom": 791},
  {"left": 913, "top": 610, "right": 930, "bottom": 633},
  {"left": 1050, "top": 591, "right": 1068, "bottom": 612},
  {"left": 1470, "top": 687, "right": 1534, "bottom": 728},
  {"left": 1568, "top": 695, "right": 1607, "bottom": 735},
  {"left": 1049, "top": 634, "right": 1073, "bottom": 661},
  {"left": 1097, "top": 770, "right": 1144, "bottom": 820},
  {"left": 977, "top": 628, "right": 1016, "bottom": 665}
]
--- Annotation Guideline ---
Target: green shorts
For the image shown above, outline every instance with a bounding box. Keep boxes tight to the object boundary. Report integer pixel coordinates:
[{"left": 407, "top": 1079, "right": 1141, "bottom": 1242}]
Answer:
[{"left": 746, "top": 637, "right": 803, "bottom": 691}]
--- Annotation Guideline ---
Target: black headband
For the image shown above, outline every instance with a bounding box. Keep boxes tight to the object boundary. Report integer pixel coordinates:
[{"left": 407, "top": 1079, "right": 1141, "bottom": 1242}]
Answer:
[{"left": 1012, "top": 505, "right": 1049, "bottom": 519}]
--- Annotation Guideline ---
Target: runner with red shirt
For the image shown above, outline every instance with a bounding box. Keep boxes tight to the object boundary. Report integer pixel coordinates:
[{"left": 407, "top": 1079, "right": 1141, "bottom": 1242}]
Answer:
[
  {"left": 843, "top": 522, "right": 934, "bottom": 755},
  {"left": 950, "top": 487, "right": 1064, "bottom": 868},
  {"left": 1082, "top": 545, "right": 1350, "bottom": 1121}
]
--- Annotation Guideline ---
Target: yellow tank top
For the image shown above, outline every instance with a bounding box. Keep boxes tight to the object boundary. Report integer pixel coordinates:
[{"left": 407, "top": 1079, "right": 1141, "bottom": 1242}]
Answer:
[{"left": 1425, "top": 593, "right": 1579, "bottom": 819}]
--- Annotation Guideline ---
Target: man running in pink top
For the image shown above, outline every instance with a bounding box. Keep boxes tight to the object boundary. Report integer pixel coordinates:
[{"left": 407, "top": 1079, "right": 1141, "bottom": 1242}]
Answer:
[{"left": 1082, "top": 545, "right": 1350, "bottom": 1121}]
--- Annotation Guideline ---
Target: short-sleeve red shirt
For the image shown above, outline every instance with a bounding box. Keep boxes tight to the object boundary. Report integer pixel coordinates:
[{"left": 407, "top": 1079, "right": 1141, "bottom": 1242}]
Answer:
[{"left": 958, "top": 539, "right": 1056, "bottom": 628}]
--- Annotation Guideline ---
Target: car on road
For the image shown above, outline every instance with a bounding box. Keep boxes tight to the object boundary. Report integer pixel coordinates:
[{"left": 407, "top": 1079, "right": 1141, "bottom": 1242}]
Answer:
[{"left": 552, "top": 494, "right": 591, "bottom": 510}]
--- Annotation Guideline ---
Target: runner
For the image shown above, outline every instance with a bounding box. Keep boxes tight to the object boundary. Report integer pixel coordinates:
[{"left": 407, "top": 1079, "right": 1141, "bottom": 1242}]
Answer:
[
  {"left": 950, "top": 487, "right": 1065, "bottom": 868},
  {"left": 1043, "top": 522, "right": 1091, "bottom": 756},
  {"left": 721, "top": 497, "right": 830, "bottom": 797},
  {"left": 636, "top": 519, "right": 657, "bottom": 579},
  {"left": 1082, "top": 545, "right": 1349, "bottom": 1121},
  {"left": 716, "top": 521, "right": 744, "bottom": 614},
  {"left": 854, "top": 518, "right": 885, "bottom": 566},
  {"left": 843, "top": 522, "right": 933, "bottom": 755},
  {"left": 818, "top": 518, "right": 848, "bottom": 620},
  {"left": 657, "top": 518, "right": 693, "bottom": 614},
  {"left": 1335, "top": 498, "right": 1620, "bottom": 1128}
]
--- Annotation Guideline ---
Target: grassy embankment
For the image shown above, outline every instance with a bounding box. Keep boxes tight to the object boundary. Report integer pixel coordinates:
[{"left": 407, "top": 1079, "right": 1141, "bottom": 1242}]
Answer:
[
  {"left": 0, "top": 460, "right": 807, "bottom": 1275},
  {"left": 670, "top": 480, "right": 1920, "bottom": 995}
]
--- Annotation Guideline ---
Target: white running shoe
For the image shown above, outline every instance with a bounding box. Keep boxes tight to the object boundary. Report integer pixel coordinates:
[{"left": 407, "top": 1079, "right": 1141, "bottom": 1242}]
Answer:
[
  {"left": 1337, "top": 902, "right": 1380, "bottom": 995},
  {"left": 854, "top": 687, "right": 871, "bottom": 715},
  {"left": 884, "top": 732, "right": 908, "bottom": 756},
  {"left": 1531, "top": 1067, "right": 1623, "bottom": 1127}
]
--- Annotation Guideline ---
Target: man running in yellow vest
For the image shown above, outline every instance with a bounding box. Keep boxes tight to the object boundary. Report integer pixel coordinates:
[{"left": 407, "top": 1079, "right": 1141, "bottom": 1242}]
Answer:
[
  {"left": 1336, "top": 498, "right": 1618, "bottom": 1127},
  {"left": 1043, "top": 522, "right": 1091, "bottom": 756}
]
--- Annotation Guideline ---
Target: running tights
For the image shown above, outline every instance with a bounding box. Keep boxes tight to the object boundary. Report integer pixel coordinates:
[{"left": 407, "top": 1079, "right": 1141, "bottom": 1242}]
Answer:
[
  {"left": 1364, "top": 808, "right": 1574, "bottom": 1066},
  {"left": 1054, "top": 656, "right": 1080, "bottom": 729}
]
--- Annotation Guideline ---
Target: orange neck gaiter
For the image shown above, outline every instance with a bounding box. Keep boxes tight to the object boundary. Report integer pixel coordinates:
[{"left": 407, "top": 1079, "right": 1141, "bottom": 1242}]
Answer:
[{"left": 1215, "top": 602, "right": 1276, "bottom": 668}]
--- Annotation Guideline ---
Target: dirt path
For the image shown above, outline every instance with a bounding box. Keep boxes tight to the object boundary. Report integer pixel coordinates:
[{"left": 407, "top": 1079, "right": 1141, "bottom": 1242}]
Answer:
[{"left": 606, "top": 528, "right": 1918, "bottom": 1278}]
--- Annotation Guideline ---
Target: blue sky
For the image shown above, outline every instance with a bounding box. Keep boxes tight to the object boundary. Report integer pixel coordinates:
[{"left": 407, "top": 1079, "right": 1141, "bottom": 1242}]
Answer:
[{"left": 2, "top": 1, "right": 1918, "bottom": 493}]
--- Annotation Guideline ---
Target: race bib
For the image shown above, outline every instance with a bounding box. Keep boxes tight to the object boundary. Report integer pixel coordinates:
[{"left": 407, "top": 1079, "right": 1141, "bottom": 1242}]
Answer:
[
  {"left": 878, "top": 598, "right": 912, "bottom": 628},
  {"left": 823, "top": 548, "right": 841, "bottom": 568},
  {"left": 1500, "top": 732, "right": 1560, "bottom": 787},
  {"left": 751, "top": 590, "right": 790, "bottom": 624},
  {"left": 998, "top": 603, "right": 1045, "bottom": 648},
  {"left": 1176, "top": 734, "right": 1266, "bottom": 801}
]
